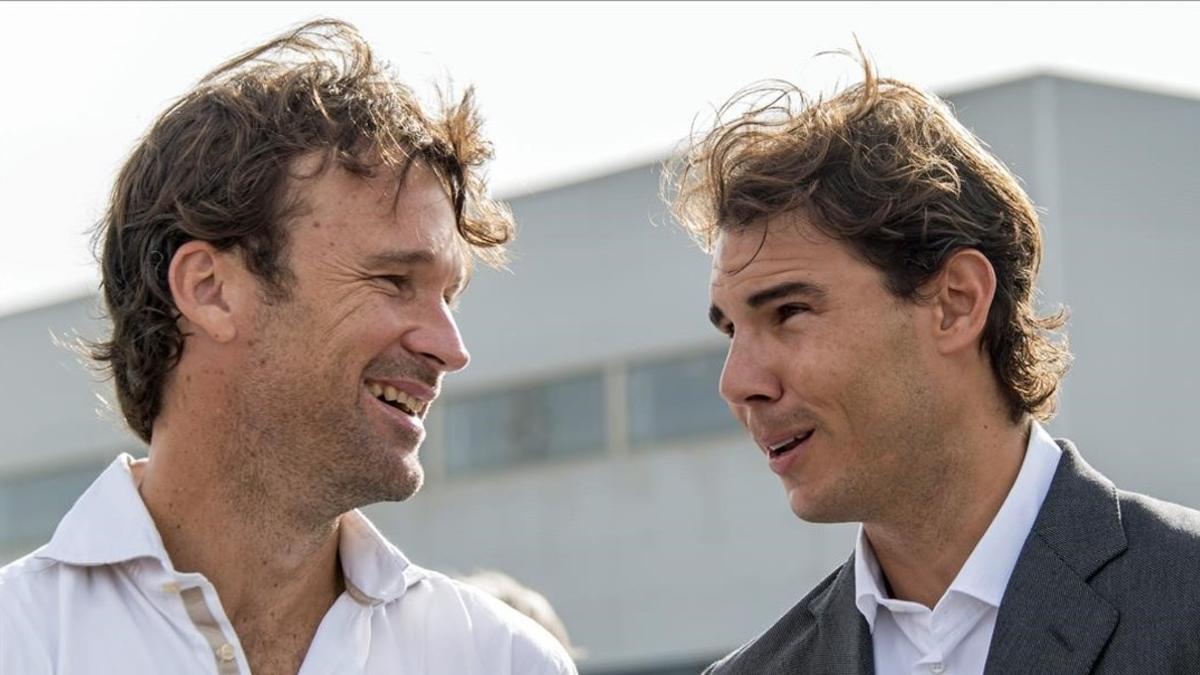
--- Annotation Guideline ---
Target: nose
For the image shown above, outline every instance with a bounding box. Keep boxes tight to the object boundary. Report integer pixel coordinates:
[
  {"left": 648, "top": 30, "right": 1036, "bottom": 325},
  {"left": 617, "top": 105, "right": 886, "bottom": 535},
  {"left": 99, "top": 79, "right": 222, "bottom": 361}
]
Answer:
[
  {"left": 402, "top": 301, "right": 471, "bottom": 373},
  {"left": 719, "top": 335, "right": 782, "bottom": 407}
]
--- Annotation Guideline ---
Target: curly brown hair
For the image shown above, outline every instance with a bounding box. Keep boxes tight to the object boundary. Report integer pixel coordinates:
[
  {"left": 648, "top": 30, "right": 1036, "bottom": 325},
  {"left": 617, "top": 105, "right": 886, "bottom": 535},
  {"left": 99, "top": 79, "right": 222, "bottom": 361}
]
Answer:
[
  {"left": 90, "top": 19, "right": 514, "bottom": 443},
  {"left": 666, "top": 52, "right": 1070, "bottom": 422}
]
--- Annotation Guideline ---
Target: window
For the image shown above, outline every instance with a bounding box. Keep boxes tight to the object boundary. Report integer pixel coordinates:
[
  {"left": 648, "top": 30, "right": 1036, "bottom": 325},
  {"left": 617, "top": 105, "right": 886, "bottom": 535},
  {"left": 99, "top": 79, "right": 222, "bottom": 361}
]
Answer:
[
  {"left": 627, "top": 349, "right": 738, "bottom": 446},
  {"left": 435, "top": 347, "right": 738, "bottom": 477},
  {"left": 444, "top": 372, "right": 607, "bottom": 476}
]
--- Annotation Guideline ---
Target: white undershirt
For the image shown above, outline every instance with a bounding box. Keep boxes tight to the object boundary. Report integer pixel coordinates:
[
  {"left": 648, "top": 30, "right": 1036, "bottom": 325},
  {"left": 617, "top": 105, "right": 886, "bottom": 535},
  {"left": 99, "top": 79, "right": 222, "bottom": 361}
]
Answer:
[{"left": 854, "top": 422, "right": 1062, "bottom": 675}]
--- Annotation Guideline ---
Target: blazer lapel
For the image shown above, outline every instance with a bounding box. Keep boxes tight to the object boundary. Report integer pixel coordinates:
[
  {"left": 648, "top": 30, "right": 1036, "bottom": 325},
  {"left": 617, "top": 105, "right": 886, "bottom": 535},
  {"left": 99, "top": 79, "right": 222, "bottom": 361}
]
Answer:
[
  {"left": 985, "top": 441, "right": 1126, "bottom": 674},
  {"left": 809, "top": 556, "right": 875, "bottom": 675}
]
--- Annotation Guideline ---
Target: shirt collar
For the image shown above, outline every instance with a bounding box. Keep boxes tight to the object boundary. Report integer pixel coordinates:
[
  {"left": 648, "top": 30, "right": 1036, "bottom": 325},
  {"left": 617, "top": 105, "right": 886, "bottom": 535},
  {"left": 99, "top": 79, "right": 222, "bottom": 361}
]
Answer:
[
  {"left": 853, "top": 525, "right": 885, "bottom": 630},
  {"left": 337, "top": 508, "right": 420, "bottom": 605},
  {"left": 39, "top": 453, "right": 171, "bottom": 567},
  {"left": 39, "top": 453, "right": 422, "bottom": 606},
  {"left": 854, "top": 421, "right": 1063, "bottom": 628}
]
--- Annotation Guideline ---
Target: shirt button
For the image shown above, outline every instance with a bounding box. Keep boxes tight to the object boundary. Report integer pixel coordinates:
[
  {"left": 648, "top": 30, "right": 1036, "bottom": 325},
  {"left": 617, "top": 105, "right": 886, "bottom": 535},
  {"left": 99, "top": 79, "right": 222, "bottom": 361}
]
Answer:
[
  {"left": 161, "top": 581, "right": 181, "bottom": 593},
  {"left": 930, "top": 663, "right": 946, "bottom": 674},
  {"left": 216, "top": 643, "right": 236, "bottom": 662}
]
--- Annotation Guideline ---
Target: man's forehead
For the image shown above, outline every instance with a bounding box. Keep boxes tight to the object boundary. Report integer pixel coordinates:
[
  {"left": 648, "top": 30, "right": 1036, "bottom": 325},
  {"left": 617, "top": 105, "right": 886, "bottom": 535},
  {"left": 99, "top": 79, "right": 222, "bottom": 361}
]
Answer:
[{"left": 711, "top": 220, "right": 824, "bottom": 280}]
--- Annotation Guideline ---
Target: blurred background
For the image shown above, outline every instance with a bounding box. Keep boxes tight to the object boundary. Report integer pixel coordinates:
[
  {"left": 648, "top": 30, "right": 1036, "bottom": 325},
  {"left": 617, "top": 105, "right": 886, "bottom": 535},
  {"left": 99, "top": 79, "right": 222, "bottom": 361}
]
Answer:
[{"left": 2, "top": 2, "right": 1198, "bottom": 673}]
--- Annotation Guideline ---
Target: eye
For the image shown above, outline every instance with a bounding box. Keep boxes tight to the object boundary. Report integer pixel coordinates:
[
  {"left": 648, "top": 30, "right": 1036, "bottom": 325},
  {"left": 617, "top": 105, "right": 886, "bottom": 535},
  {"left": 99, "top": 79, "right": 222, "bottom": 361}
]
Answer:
[
  {"left": 719, "top": 322, "right": 735, "bottom": 339},
  {"left": 378, "top": 275, "right": 411, "bottom": 293},
  {"left": 776, "top": 303, "right": 809, "bottom": 324}
]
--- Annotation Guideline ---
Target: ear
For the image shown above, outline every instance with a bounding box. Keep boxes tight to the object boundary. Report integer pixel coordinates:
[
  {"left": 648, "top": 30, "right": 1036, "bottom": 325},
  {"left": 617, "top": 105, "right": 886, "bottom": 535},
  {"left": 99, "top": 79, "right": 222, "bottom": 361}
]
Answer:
[
  {"left": 167, "top": 241, "right": 243, "bottom": 344},
  {"left": 926, "top": 248, "right": 996, "bottom": 356}
]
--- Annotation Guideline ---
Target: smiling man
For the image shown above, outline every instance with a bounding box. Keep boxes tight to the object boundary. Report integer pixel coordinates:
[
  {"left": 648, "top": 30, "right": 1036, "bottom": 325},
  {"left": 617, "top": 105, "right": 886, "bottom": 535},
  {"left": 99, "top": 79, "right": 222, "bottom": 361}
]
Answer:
[
  {"left": 0, "top": 20, "right": 575, "bottom": 675},
  {"left": 669, "top": 58, "right": 1200, "bottom": 673}
]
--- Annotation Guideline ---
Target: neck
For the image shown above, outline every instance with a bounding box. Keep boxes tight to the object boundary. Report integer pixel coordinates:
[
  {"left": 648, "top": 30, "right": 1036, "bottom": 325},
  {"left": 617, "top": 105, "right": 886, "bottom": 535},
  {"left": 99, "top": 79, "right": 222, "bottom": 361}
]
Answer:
[
  {"left": 863, "top": 412, "right": 1031, "bottom": 609},
  {"left": 137, "top": 412, "right": 345, "bottom": 626}
]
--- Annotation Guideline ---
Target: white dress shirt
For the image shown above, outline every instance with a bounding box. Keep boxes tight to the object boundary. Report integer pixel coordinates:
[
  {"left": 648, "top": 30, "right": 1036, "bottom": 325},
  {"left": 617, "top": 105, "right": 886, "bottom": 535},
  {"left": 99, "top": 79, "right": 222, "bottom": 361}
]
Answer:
[
  {"left": 0, "top": 454, "right": 576, "bottom": 675},
  {"left": 854, "top": 422, "right": 1062, "bottom": 675}
]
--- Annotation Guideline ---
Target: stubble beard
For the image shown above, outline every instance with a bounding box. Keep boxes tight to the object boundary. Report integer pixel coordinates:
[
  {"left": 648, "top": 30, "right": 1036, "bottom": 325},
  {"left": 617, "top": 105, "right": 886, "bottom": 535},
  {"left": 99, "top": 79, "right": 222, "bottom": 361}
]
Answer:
[
  {"left": 843, "top": 351, "right": 953, "bottom": 530},
  {"left": 229, "top": 344, "right": 427, "bottom": 526},
  {"left": 805, "top": 314, "right": 952, "bottom": 527}
]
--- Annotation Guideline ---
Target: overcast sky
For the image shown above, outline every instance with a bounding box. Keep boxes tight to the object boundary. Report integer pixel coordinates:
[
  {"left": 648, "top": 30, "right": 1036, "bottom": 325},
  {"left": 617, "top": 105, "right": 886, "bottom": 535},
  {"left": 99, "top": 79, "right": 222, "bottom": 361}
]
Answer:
[{"left": 2, "top": 1, "right": 1197, "bottom": 316}]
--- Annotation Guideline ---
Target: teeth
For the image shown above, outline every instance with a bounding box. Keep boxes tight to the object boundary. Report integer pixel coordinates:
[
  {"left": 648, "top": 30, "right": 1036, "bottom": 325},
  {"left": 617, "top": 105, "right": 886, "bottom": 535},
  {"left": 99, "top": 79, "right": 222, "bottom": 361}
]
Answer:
[
  {"left": 367, "top": 381, "right": 426, "bottom": 415},
  {"left": 769, "top": 436, "right": 799, "bottom": 452},
  {"left": 768, "top": 431, "right": 813, "bottom": 454}
]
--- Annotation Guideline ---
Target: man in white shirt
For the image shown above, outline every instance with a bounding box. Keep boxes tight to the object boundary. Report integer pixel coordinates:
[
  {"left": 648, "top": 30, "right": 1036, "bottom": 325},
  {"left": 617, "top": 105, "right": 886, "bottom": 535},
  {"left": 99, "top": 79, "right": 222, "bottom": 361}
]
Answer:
[
  {"left": 666, "top": 53, "right": 1200, "bottom": 673},
  {"left": 0, "top": 19, "right": 575, "bottom": 675}
]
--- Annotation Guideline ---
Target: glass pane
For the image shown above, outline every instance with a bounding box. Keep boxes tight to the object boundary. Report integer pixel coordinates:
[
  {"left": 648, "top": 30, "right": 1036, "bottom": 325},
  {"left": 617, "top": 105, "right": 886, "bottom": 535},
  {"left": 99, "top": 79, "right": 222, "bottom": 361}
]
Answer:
[
  {"left": 628, "top": 349, "right": 739, "bottom": 446},
  {"left": 445, "top": 372, "right": 606, "bottom": 476}
]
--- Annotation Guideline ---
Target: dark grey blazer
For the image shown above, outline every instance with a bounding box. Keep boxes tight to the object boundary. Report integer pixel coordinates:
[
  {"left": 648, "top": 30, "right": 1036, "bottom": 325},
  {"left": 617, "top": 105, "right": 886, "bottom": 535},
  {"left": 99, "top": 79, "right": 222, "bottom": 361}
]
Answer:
[{"left": 704, "top": 441, "right": 1200, "bottom": 674}]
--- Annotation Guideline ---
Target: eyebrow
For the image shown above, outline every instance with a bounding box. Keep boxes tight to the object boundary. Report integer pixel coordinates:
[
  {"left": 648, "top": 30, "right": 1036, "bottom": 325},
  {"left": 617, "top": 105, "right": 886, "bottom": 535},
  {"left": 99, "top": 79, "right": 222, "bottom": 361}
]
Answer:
[
  {"left": 708, "top": 280, "right": 829, "bottom": 330},
  {"left": 746, "top": 280, "right": 828, "bottom": 309},
  {"left": 363, "top": 249, "right": 437, "bottom": 268}
]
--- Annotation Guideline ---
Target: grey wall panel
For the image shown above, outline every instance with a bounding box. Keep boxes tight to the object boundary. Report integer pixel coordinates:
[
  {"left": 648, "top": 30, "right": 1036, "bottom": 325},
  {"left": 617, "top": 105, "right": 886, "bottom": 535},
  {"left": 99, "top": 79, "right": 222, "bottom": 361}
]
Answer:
[
  {"left": 1052, "top": 79, "right": 1200, "bottom": 506},
  {"left": 0, "top": 297, "right": 134, "bottom": 472},
  {"left": 451, "top": 164, "right": 718, "bottom": 389}
]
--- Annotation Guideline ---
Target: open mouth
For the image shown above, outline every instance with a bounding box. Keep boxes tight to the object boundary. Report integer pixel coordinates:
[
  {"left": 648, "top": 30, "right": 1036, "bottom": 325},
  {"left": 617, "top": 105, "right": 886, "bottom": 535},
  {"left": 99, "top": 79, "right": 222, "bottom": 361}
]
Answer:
[
  {"left": 366, "top": 381, "right": 425, "bottom": 417},
  {"left": 767, "top": 429, "right": 814, "bottom": 458}
]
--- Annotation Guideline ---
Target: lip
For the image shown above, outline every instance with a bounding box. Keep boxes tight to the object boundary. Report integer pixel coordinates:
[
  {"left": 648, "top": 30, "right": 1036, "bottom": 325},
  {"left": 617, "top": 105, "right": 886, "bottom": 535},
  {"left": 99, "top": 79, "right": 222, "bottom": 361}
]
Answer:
[
  {"left": 364, "top": 377, "right": 437, "bottom": 419},
  {"left": 758, "top": 429, "right": 814, "bottom": 476},
  {"left": 365, "top": 378, "right": 436, "bottom": 404},
  {"left": 364, "top": 384, "right": 426, "bottom": 439}
]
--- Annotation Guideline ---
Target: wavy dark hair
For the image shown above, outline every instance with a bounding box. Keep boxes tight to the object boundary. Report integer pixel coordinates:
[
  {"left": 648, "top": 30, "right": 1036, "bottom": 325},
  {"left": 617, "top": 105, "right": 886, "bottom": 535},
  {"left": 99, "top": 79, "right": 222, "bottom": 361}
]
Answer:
[
  {"left": 91, "top": 19, "right": 514, "bottom": 443},
  {"left": 666, "top": 51, "right": 1070, "bottom": 422}
]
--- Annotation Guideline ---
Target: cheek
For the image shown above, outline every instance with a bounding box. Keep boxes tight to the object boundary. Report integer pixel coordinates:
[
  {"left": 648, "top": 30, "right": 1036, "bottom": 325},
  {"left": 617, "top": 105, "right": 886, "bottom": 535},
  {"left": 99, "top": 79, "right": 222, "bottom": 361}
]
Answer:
[
  {"left": 779, "top": 331, "right": 850, "bottom": 400},
  {"left": 321, "top": 294, "right": 397, "bottom": 345}
]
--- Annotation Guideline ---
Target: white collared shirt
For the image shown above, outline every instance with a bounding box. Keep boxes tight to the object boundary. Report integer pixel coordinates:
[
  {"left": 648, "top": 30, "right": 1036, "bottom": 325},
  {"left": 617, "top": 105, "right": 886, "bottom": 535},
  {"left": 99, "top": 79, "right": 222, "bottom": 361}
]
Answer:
[
  {"left": 0, "top": 454, "right": 577, "bottom": 675},
  {"left": 854, "top": 422, "right": 1062, "bottom": 675}
]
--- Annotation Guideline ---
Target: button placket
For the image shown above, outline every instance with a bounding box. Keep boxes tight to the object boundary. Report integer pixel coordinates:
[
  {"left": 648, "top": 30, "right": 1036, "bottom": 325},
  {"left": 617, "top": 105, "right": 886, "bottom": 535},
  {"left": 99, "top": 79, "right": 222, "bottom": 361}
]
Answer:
[{"left": 216, "top": 642, "right": 236, "bottom": 662}]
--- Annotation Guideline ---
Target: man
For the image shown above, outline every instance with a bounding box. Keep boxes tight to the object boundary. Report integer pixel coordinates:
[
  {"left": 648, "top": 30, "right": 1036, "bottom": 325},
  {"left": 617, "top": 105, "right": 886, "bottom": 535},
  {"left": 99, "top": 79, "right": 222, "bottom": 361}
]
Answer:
[
  {"left": 668, "top": 56, "right": 1200, "bottom": 673},
  {"left": 0, "top": 20, "right": 575, "bottom": 675}
]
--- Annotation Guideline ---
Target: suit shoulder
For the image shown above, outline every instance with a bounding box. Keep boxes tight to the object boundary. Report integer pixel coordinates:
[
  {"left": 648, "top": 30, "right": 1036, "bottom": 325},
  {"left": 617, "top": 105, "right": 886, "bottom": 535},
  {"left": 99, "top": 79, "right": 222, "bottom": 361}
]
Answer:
[
  {"left": 1118, "top": 489, "right": 1200, "bottom": 550},
  {"left": 1116, "top": 490, "right": 1200, "bottom": 583},
  {"left": 705, "top": 566, "right": 840, "bottom": 674}
]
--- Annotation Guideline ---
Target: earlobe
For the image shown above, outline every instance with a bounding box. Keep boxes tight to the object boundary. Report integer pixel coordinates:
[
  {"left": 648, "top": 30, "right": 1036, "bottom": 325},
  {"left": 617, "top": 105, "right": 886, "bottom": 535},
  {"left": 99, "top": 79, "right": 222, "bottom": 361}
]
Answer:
[
  {"left": 931, "top": 249, "right": 996, "bottom": 355},
  {"left": 168, "top": 241, "right": 239, "bottom": 344}
]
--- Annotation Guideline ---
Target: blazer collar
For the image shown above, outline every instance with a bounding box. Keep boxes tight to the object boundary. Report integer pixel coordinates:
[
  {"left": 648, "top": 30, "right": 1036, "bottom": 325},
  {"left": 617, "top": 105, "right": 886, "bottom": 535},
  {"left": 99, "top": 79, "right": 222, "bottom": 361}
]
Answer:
[
  {"left": 985, "top": 439, "right": 1125, "bottom": 673},
  {"left": 809, "top": 553, "right": 875, "bottom": 675},
  {"left": 1028, "top": 440, "right": 1127, "bottom": 577}
]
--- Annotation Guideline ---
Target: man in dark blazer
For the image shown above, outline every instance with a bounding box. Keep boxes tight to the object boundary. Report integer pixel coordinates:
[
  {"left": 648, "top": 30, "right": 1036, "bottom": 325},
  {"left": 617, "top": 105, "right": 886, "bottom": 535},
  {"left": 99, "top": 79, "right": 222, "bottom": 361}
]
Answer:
[{"left": 665, "top": 55, "right": 1200, "bottom": 673}]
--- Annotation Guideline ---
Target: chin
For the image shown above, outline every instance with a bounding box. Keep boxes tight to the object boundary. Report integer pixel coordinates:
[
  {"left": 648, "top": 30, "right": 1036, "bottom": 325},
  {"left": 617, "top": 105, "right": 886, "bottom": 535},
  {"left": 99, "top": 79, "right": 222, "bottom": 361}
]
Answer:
[
  {"left": 381, "top": 455, "right": 425, "bottom": 502},
  {"left": 342, "top": 448, "right": 425, "bottom": 507},
  {"left": 786, "top": 487, "right": 849, "bottom": 524}
]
